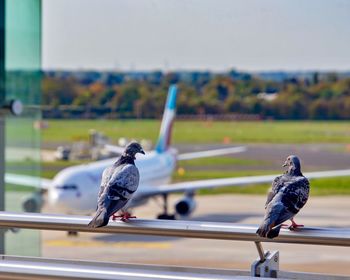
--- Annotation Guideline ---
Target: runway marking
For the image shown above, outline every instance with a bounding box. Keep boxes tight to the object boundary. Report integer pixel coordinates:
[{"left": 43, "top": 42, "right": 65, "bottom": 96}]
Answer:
[{"left": 45, "top": 239, "right": 172, "bottom": 249}]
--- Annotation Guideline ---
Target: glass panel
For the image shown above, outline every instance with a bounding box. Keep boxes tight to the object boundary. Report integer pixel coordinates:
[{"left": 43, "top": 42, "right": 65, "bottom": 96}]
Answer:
[{"left": 4, "top": 0, "right": 41, "bottom": 256}]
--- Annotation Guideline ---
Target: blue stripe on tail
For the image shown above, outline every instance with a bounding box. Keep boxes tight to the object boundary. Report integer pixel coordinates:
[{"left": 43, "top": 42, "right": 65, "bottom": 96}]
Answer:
[
  {"left": 155, "top": 85, "right": 178, "bottom": 153},
  {"left": 167, "top": 85, "right": 178, "bottom": 110}
]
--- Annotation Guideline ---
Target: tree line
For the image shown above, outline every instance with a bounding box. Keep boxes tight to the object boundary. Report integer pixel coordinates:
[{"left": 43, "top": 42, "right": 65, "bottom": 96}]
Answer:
[{"left": 42, "top": 71, "right": 350, "bottom": 120}]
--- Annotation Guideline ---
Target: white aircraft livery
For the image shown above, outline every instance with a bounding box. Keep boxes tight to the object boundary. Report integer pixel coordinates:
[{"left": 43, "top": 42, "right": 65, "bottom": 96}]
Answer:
[{"left": 6, "top": 85, "right": 350, "bottom": 219}]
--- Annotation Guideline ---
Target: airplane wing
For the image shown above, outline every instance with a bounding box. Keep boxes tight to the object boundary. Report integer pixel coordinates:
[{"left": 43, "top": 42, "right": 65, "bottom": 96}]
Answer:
[
  {"left": 105, "top": 144, "right": 246, "bottom": 159},
  {"left": 177, "top": 146, "right": 247, "bottom": 160},
  {"left": 5, "top": 173, "right": 51, "bottom": 190},
  {"left": 104, "top": 144, "right": 125, "bottom": 154},
  {"left": 142, "top": 169, "right": 350, "bottom": 197}
]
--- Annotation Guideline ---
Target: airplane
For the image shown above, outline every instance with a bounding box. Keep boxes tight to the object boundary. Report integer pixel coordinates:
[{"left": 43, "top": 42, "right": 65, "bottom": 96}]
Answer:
[{"left": 5, "top": 85, "right": 350, "bottom": 222}]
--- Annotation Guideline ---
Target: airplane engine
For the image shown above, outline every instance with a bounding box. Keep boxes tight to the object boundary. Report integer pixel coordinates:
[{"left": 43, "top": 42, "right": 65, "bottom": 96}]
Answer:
[
  {"left": 175, "top": 195, "right": 196, "bottom": 217},
  {"left": 22, "top": 192, "right": 44, "bottom": 213}
]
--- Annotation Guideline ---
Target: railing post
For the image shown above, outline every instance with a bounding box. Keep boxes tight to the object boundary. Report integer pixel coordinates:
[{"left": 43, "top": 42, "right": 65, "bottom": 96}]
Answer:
[{"left": 251, "top": 241, "right": 279, "bottom": 278}]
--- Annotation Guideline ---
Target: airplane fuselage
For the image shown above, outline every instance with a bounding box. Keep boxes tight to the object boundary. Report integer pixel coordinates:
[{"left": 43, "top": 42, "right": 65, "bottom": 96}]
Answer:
[{"left": 48, "top": 148, "right": 178, "bottom": 214}]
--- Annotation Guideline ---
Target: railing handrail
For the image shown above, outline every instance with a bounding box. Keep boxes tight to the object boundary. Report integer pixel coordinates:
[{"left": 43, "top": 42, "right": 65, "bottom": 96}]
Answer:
[
  {"left": 0, "top": 211, "right": 349, "bottom": 247},
  {"left": 0, "top": 255, "right": 248, "bottom": 280}
]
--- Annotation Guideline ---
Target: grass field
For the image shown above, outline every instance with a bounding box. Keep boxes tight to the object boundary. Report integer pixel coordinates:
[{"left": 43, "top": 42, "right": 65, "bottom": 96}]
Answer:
[{"left": 41, "top": 119, "right": 350, "bottom": 144}]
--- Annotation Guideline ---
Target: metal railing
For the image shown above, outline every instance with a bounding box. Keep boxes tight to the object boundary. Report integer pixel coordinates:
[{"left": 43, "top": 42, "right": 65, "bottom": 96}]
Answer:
[
  {"left": 0, "top": 211, "right": 349, "bottom": 279},
  {"left": 0, "top": 255, "right": 247, "bottom": 280},
  {"left": 0, "top": 255, "right": 348, "bottom": 280},
  {"left": 0, "top": 212, "right": 349, "bottom": 247}
]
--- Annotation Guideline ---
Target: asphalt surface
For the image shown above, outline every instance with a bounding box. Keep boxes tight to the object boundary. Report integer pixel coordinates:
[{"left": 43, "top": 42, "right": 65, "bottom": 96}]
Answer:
[
  {"left": 176, "top": 143, "right": 350, "bottom": 171},
  {"left": 42, "top": 194, "right": 350, "bottom": 277}
]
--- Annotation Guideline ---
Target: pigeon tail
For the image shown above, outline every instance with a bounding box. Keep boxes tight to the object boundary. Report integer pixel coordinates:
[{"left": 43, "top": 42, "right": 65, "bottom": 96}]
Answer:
[
  {"left": 256, "top": 221, "right": 281, "bottom": 239},
  {"left": 88, "top": 209, "right": 109, "bottom": 228},
  {"left": 266, "top": 225, "right": 281, "bottom": 239},
  {"left": 256, "top": 222, "right": 269, "bottom": 237}
]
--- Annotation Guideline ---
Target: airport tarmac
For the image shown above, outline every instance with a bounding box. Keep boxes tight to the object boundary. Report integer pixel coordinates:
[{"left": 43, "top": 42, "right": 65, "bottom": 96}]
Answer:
[
  {"left": 42, "top": 194, "right": 350, "bottom": 277},
  {"left": 177, "top": 143, "right": 350, "bottom": 171},
  {"left": 41, "top": 143, "right": 350, "bottom": 171}
]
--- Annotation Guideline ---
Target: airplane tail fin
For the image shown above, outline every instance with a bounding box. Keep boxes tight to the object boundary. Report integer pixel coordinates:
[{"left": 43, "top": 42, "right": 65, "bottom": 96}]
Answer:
[{"left": 155, "top": 85, "right": 178, "bottom": 153}]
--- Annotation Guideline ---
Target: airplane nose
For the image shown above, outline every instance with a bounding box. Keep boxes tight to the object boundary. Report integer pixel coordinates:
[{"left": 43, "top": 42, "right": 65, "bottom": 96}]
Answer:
[
  {"left": 48, "top": 189, "right": 71, "bottom": 211},
  {"left": 48, "top": 189, "right": 61, "bottom": 206}
]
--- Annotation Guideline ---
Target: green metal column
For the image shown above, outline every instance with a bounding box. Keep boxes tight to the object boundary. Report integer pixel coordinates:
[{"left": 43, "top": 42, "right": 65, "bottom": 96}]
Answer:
[
  {"left": 0, "top": 0, "right": 6, "bottom": 254},
  {"left": 4, "top": 0, "right": 41, "bottom": 256}
]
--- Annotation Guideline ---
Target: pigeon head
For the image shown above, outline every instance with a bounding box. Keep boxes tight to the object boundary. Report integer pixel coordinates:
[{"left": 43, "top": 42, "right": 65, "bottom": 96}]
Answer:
[
  {"left": 124, "top": 142, "right": 145, "bottom": 159},
  {"left": 283, "top": 155, "right": 302, "bottom": 176}
]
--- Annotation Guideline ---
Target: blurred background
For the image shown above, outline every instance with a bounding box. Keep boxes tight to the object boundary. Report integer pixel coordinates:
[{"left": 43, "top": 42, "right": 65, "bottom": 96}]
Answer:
[{"left": 1, "top": 0, "right": 350, "bottom": 276}]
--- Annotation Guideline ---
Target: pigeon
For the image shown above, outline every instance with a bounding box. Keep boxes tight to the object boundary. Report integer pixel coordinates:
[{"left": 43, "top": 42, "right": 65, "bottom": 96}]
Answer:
[
  {"left": 256, "top": 155, "right": 309, "bottom": 239},
  {"left": 88, "top": 142, "right": 145, "bottom": 228}
]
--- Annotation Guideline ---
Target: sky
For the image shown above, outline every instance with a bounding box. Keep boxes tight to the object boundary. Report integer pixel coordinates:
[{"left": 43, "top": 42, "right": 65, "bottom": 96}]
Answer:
[{"left": 42, "top": 0, "right": 350, "bottom": 72}]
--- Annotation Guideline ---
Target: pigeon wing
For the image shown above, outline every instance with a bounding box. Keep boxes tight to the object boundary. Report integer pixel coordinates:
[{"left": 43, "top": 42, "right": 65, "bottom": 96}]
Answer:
[
  {"left": 265, "top": 195, "right": 295, "bottom": 227},
  {"left": 93, "top": 164, "right": 139, "bottom": 223},
  {"left": 264, "top": 175, "right": 285, "bottom": 208},
  {"left": 266, "top": 176, "right": 310, "bottom": 224},
  {"left": 97, "top": 166, "right": 114, "bottom": 199},
  {"left": 261, "top": 176, "right": 310, "bottom": 229},
  {"left": 280, "top": 176, "right": 310, "bottom": 214},
  {"left": 258, "top": 173, "right": 310, "bottom": 238},
  {"left": 106, "top": 164, "right": 140, "bottom": 201}
]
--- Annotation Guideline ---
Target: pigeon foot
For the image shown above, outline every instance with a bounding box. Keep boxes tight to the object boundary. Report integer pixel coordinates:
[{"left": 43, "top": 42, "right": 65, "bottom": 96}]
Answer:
[
  {"left": 289, "top": 219, "right": 304, "bottom": 231},
  {"left": 111, "top": 214, "right": 119, "bottom": 221},
  {"left": 112, "top": 212, "right": 136, "bottom": 222}
]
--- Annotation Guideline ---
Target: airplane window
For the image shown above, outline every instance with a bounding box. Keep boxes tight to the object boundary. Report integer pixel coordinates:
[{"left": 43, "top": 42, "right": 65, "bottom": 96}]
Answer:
[{"left": 55, "top": 185, "right": 78, "bottom": 190}]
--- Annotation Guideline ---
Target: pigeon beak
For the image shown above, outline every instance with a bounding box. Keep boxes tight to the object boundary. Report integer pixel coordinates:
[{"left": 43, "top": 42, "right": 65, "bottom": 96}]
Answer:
[{"left": 282, "top": 161, "right": 288, "bottom": 167}]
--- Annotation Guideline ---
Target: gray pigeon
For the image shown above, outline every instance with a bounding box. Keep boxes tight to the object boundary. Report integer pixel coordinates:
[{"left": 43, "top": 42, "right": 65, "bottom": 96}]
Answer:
[
  {"left": 256, "top": 155, "right": 309, "bottom": 239},
  {"left": 88, "top": 142, "right": 145, "bottom": 228}
]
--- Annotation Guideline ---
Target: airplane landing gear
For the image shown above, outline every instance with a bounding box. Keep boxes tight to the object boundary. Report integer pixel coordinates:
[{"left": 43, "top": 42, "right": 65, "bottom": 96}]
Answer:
[
  {"left": 157, "top": 194, "right": 176, "bottom": 220},
  {"left": 67, "top": 231, "right": 78, "bottom": 237}
]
